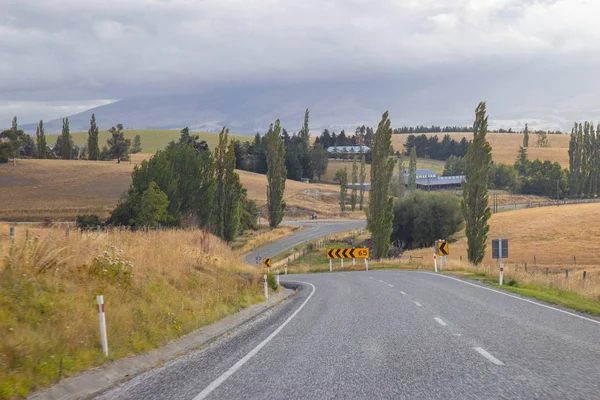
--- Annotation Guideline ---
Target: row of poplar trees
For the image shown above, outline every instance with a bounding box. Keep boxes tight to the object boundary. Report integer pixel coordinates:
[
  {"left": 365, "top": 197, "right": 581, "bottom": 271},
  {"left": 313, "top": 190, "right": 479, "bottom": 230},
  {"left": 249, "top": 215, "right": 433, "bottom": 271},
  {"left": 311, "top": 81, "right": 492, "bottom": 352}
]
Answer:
[
  {"left": 568, "top": 121, "right": 600, "bottom": 197},
  {"left": 366, "top": 102, "right": 492, "bottom": 265}
]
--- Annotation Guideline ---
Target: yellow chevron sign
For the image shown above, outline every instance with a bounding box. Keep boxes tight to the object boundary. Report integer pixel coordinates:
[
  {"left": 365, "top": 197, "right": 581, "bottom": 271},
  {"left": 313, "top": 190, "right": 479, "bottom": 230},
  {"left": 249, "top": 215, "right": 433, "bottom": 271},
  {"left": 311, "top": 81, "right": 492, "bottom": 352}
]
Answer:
[
  {"left": 326, "top": 248, "right": 370, "bottom": 259},
  {"left": 437, "top": 241, "right": 449, "bottom": 256},
  {"left": 263, "top": 258, "right": 271, "bottom": 269}
]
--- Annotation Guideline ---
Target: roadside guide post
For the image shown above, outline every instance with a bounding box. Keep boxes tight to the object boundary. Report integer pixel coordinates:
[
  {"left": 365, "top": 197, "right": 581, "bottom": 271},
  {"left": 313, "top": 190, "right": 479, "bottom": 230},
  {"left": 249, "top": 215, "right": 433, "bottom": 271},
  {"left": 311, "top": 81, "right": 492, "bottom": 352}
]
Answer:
[
  {"left": 492, "top": 239, "right": 509, "bottom": 285},
  {"left": 263, "top": 258, "right": 271, "bottom": 299},
  {"left": 330, "top": 259, "right": 333, "bottom": 272},
  {"left": 276, "top": 270, "right": 280, "bottom": 285},
  {"left": 96, "top": 295, "right": 109, "bottom": 357}
]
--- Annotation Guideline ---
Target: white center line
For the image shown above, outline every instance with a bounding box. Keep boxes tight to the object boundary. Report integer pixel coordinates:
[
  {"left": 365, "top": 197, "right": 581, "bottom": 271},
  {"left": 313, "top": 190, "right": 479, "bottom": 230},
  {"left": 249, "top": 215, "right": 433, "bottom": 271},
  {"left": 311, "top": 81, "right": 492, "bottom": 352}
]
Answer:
[
  {"left": 400, "top": 291, "right": 407, "bottom": 295},
  {"left": 474, "top": 347, "right": 504, "bottom": 366},
  {"left": 414, "top": 301, "right": 422, "bottom": 307},
  {"left": 368, "top": 277, "right": 374, "bottom": 279},
  {"left": 378, "top": 280, "right": 384, "bottom": 283},
  {"left": 434, "top": 317, "right": 447, "bottom": 326},
  {"left": 388, "top": 284, "right": 394, "bottom": 287},
  {"left": 193, "top": 282, "right": 316, "bottom": 399}
]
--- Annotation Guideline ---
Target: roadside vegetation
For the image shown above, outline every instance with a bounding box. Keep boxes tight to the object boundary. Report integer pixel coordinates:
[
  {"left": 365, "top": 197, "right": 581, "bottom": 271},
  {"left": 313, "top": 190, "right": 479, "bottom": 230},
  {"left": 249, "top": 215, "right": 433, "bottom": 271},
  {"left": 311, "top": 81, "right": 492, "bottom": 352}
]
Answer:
[{"left": 0, "top": 224, "right": 263, "bottom": 399}]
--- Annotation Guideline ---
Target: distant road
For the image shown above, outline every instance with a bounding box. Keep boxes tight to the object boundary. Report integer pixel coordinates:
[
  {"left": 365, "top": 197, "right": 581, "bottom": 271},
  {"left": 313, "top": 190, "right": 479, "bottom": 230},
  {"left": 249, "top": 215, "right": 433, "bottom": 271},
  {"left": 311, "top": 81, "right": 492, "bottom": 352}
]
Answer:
[
  {"left": 99, "top": 270, "right": 600, "bottom": 399},
  {"left": 243, "top": 220, "right": 367, "bottom": 265}
]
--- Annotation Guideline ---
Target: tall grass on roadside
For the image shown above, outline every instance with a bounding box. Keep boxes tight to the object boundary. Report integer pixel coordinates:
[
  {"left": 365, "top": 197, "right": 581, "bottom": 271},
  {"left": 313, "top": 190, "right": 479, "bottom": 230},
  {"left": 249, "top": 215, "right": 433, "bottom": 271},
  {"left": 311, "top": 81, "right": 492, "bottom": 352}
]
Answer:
[{"left": 0, "top": 224, "right": 262, "bottom": 399}]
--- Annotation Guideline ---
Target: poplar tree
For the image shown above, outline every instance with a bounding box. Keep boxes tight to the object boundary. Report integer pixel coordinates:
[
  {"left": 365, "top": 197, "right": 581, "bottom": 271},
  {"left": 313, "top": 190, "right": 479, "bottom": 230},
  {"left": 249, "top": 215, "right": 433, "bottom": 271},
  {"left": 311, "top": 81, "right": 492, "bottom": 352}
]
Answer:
[
  {"left": 88, "top": 114, "right": 100, "bottom": 160},
  {"left": 368, "top": 111, "right": 396, "bottom": 259},
  {"left": 61, "top": 117, "right": 72, "bottom": 160},
  {"left": 334, "top": 168, "right": 348, "bottom": 211},
  {"left": 214, "top": 127, "right": 229, "bottom": 238},
  {"left": 223, "top": 140, "right": 243, "bottom": 241},
  {"left": 359, "top": 148, "right": 366, "bottom": 210},
  {"left": 265, "top": 120, "right": 287, "bottom": 228},
  {"left": 36, "top": 120, "right": 47, "bottom": 159},
  {"left": 408, "top": 147, "right": 417, "bottom": 191},
  {"left": 397, "top": 156, "right": 405, "bottom": 198},
  {"left": 462, "top": 101, "right": 492, "bottom": 266},
  {"left": 568, "top": 123, "right": 583, "bottom": 197},
  {"left": 351, "top": 156, "right": 358, "bottom": 211},
  {"left": 522, "top": 123, "right": 529, "bottom": 148}
]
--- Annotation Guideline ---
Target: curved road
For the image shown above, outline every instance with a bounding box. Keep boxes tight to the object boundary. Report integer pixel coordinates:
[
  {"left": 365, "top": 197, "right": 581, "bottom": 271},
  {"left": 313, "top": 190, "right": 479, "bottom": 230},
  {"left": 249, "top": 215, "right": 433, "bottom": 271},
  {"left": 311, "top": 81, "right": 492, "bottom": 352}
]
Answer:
[
  {"left": 100, "top": 270, "right": 600, "bottom": 399},
  {"left": 243, "top": 220, "right": 367, "bottom": 265}
]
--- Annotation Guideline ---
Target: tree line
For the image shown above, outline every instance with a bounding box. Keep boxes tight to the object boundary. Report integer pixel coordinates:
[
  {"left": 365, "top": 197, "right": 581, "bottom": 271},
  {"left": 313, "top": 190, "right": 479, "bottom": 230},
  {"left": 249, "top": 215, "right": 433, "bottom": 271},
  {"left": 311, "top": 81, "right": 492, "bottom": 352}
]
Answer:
[
  {"left": 403, "top": 133, "right": 468, "bottom": 161},
  {"left": 393, "top": 125, "right": 563, "bottom": 135},
  {"left": 0, "top": 114, "right": 142, "bottom": 163}
]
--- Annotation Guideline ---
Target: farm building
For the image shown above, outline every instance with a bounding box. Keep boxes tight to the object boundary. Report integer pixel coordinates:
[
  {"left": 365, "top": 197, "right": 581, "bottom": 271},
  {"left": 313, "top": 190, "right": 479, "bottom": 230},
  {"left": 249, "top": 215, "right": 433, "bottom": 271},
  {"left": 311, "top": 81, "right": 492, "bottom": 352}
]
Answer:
[{"left": 400, "top": 169, "right": 465, "bottom": 190}]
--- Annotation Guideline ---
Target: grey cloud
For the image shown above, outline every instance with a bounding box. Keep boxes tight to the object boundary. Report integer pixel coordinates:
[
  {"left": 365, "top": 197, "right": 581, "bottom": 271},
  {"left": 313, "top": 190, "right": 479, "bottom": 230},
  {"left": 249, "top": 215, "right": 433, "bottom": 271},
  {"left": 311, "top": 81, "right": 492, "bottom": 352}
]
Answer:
[{"left": 2, "top": 0, "right": 600, "bottom": 128}]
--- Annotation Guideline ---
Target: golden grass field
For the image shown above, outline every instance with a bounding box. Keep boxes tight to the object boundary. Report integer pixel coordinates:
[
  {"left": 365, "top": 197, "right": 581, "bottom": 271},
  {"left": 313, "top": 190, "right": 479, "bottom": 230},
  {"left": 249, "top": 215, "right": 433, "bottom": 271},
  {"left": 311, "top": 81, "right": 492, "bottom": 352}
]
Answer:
[
  {"left": 402, "top": 203, "right": 600, "bottom": 267},
  {"left": 0, "top": 156, "right": 361, "bottom": 221},
  {"left": 390, "top": 132, "right": 571, "bottom": 167},
  {"left": 0, "top": 224, "right": 265, "bottom": 398}
]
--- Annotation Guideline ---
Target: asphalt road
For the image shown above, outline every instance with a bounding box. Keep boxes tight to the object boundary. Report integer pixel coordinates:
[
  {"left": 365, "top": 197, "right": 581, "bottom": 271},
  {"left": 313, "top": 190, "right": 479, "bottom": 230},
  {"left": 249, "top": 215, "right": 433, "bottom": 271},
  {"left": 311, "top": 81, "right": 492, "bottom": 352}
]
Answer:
[
  {"left": 243, "top": 220, "right": 367, "bottom": 265},
  {"left": 99, "top": 270, "right": 600, "bottom": 400}
]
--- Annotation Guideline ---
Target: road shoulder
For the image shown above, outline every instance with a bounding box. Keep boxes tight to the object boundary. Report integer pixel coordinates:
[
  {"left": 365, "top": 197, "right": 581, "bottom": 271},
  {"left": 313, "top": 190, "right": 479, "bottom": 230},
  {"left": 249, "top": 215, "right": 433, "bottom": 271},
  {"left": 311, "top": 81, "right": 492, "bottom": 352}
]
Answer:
[{"left": 28, "top": 288, "right": 295, "bottom": 400}]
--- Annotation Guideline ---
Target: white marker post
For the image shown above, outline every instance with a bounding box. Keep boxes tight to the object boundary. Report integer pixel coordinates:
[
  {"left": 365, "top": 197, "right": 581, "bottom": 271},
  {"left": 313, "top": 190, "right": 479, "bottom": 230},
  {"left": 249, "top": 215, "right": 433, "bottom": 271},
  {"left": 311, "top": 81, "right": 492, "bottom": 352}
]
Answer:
[
  {"left": 96, "top": 295, "right": 108, "bottom": 357},
  {"left": 498, "top": 238, "right": 504, "bottom": 285},
  {"left": 434, "top": 254, "right": 438, "bottom": 273},
  {"left": 444, "top": 255, "right": 447, "bottom": 270},
  {"left": 341, "top": 259, "right": 344, "bottom": 269},
  {"left": 264, "top": 274, "right": 269, "bottom": 299},
  {"left": 330, "top": 259, "right": 333, "bottom": 272},
  {"left": 365, "top": 258, "right": 369, "bottom": 271},
  {"left": 285, "top": 266, "right": 288, "bottom": 275},
  {"left": 276, "top": 270, "right": 280, "bottom": 286},
  {"left": 353, "top": 258, "right": 356, "bottom": 266}
]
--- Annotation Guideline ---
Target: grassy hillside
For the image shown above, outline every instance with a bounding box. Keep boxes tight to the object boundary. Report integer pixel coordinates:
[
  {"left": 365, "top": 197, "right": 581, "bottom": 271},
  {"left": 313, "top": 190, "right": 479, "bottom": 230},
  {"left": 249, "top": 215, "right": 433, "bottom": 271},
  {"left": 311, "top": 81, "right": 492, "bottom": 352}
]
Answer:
[
  {"left": 0, "top": 158, "right": 361, "bottom": 221},
  {"left": 45, "top": 130, "right": 253, "bottom": 154},
  {"left": 0, "top": 225, "right": 264, "bottom": 398},
  {"left": 390, "top": 132, "right": 570, "bottom": 167}
]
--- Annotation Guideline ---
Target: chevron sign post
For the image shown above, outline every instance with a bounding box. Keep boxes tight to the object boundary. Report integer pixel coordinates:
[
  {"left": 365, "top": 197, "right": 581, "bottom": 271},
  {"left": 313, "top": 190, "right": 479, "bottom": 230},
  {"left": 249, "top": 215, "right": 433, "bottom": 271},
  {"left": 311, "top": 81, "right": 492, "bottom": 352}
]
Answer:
[{"left": 326, "top": 248, "right": 370, "bottom": 272}]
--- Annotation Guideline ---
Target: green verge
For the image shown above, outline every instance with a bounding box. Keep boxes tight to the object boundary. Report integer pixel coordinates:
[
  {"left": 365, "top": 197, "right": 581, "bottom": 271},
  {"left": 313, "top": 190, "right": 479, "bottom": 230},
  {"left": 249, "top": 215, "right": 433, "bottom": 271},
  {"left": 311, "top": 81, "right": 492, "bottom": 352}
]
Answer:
[{"left": 445, "top": 270, "right": 600, "bottom": 316}]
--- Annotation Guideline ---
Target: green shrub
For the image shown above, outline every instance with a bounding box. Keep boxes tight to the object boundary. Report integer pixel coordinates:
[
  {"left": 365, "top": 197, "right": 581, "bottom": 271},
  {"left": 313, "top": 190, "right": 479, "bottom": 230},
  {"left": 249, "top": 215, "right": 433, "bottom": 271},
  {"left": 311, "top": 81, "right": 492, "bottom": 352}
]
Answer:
[
  {"left": 75, "top": 214, "right": 103, "bottom": 229},
  {"left": 267, "top": 274, "right": 279, "bottom": 291},
  {"left": 391, "top": 190, "right": 463, "bottom": 249}
]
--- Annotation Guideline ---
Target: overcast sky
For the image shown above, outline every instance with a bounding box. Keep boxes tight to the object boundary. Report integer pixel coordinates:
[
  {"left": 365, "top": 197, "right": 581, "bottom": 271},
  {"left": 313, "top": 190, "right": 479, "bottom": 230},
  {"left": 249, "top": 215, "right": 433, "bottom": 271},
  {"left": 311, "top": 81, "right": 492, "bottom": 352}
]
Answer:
[{"left": 3, "top": 0, "right": 600, "bottom": 129}]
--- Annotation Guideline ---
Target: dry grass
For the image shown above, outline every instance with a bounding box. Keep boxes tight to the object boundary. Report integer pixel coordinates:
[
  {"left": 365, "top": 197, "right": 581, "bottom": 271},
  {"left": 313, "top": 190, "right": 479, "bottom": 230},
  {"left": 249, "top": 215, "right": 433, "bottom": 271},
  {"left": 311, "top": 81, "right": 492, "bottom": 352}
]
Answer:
[
  {"left": 390, "top": 133, "right": 571, "bottom": 167},
  {"left": 0, "top": 224, "right": 262, "bottom": 398},
  {"left": 0, "top": 158, "right": 363, "bottom": 221},
  {"left": 402, "top": 203, "right": 600, "bottom": 266},
  {"left": 231, "top": 224, "right": 302, "bottom": 255}
]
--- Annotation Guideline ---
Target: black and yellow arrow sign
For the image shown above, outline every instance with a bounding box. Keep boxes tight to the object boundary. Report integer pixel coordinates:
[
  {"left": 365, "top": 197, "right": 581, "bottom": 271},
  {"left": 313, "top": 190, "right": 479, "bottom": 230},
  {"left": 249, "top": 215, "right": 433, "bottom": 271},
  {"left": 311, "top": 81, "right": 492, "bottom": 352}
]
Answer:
[
  {"left": 326, "top": 248, "right": 370, "bottom": 259},
  {"left": 437, "top": 241, "right": 449, "bottom": 256},
  {"left": 263, "top": 258, "right": 271, "bottom": 268}
]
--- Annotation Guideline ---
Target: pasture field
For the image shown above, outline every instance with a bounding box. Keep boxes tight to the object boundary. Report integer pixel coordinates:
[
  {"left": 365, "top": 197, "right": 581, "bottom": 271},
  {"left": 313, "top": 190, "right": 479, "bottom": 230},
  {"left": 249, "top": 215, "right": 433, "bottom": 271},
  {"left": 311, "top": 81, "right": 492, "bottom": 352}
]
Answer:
[
  {"left": 0, "top": 158, "right": 361, "bottom": 221},
  {"left": 45, "top": 130, "right": 253, "bottom": 155},
  {"left": 321, "top": 158, "right": 445, "bottom": 183}
]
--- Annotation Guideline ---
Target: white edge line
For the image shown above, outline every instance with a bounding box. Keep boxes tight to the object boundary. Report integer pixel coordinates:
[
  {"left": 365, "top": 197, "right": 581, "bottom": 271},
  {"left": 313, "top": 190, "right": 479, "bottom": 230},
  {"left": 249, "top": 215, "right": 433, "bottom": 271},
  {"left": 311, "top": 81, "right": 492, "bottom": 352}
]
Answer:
[
  {"left": 414, "top": 301, "right": 422, "bottom": 307},
  {"left": 434, "top": 317, "right": 447, "bottom": 326},
  {"left": 417, "top": 271, "right": 600, "bottom": 325},
  {"left": 193, "top": 281, "right": 316, "bottom": 400},
  {"left": 474, "top": 347, "right": 504, "bottom": 366}
]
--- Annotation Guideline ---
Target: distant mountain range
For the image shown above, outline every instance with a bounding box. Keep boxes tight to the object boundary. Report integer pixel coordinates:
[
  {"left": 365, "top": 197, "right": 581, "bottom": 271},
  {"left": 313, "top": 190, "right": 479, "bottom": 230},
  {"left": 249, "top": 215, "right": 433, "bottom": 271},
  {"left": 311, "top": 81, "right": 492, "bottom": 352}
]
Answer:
[{"left": 19, "top": 79, "right": 581, "bottom": 135}]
